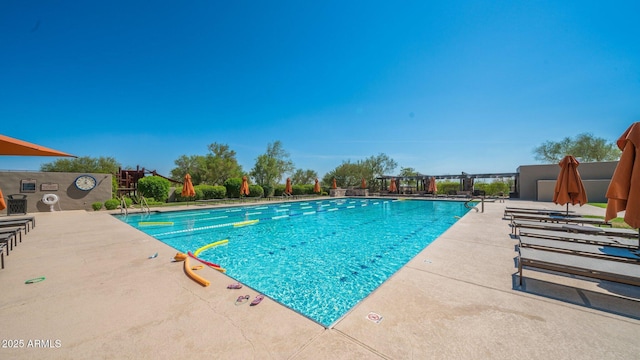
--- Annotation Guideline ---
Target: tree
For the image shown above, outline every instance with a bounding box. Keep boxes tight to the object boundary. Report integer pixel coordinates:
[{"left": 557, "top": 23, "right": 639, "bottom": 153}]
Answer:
[
  {"left": 399, "top": 167, "right": 418, "bottom": 186},
  {"left": 170, "top": 143, "right": 243, "bottom": 186},
  {"left": 170, "top": 155, "right": 206, "bottom": 184},
  {"left": 291, "top": 169, "right": 318, "bottom": 185},
  {"left": 533, "top": 133, "right": 621, "bottom": 163},
  {"left": 40, "top": 156, "right": 121, "bottom": 174},
  {"left": 203, "top": 143, "right": 244, "bottom": 185},
  {"left": 321, "top": 153, "right": 397, "bottom": 192},
  {"left": 250, "top": 141, "right": 294, "bottom": 187},
  {"left": 322, "top": 161, "right": 362, "bottom": 188}
]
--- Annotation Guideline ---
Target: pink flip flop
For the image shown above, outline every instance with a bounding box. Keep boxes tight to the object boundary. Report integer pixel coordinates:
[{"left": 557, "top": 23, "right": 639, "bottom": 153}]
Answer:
[
  {"left": 235, "top": 295, "right": 250, "bottom": 305},
  {"left": 227, "top": 282, "right": 243, "bottom": 289},
  {"left": 250, "top": 294, "right": 264, "bottom": 306}
]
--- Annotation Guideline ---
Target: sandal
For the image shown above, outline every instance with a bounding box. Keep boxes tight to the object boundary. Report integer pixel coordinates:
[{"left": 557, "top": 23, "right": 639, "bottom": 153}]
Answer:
[
  {"left": 250, "top": 294, "right": 264, "bottom": 306},
  {"left": 235, "top": 295, "right": 250, "bottom": 305},
  {"left": 227, "top": 282, "right": 243, "bottom": 289}
]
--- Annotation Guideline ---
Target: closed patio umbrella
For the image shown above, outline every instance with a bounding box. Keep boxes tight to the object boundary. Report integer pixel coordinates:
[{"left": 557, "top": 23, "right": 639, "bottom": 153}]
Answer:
[
  {"left": 0, "top": 134, "right": 76, "bottom": 157},
  {"left": 553, "top": 155, "right": 587, "bottom": 214},
  {"left": 0, "top": 187, "right": 6, "bottom": 211},
  {"left": 361, "top": 178, "right": 366, "bottom": 189},
  {"left": 313, "top": 178, "right": 321, "bottom": 193},
  {"left": 428, "top": 176, "right": 437, "bottom": 194},
  {"left": 605, "top": 122, "right": 640, "bottom": 241},
  {"left": 285, "top": 178, "right": 292, "bottom": 195},
  {"left": 389, "top": 178, "right": 397, "bottom": 193},
  {"left": 240, "top": 176, "right": 250, "bottom": 197},
  {"left": 181, "top": 174, "right": 196, "bottom": 205},
  {"left": 332, "top": 178, "right": 337, "bottom": 189}
]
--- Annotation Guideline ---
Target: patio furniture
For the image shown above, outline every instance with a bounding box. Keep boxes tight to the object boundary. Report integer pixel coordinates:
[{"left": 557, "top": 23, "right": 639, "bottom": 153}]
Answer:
[
  {"left": 519, "top": 235, "right": 640, "bottom": 262},
  {"left": 519, "top": 228, "right": 639, "bottom": 248},
  {"left": 510, "top": 213, "right": 612, "bottom": 227},
  {"left": 518, "top": 245, "right": 640, "bottom": 287},
  {"left": 511, "top": 219, "right": 638, "bottom": 239},
  {"left": 0, "top": 217, "right": 35, "bottom": 233}
]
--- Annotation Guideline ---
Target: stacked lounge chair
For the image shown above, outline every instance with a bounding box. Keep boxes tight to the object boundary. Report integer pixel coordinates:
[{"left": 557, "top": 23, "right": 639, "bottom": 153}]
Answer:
[
  {"left": 508, "top": 207, "right": 640, "bottom": 287},
  {"left": 0, "top": 217, "right": 36, "bottom": 269}
]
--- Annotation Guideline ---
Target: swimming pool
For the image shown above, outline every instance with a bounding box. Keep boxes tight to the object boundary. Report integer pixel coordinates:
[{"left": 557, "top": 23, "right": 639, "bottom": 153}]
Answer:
[{"left": 114, "top": 198, "right": 471, "bottom": 327}]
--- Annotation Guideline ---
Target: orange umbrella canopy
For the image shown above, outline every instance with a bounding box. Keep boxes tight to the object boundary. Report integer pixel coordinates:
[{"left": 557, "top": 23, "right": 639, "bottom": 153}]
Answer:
[
  {"left": 285, "top": 178, "right": 292, "bottom": 195},
  {"left": 313, "top": 178, "right": 321, "bottom": 193},
  {"left": 361, "top": 178, "right": 367, "bottom": 189},
  {"left": 0, "top": 134, "right": 76, "bottom": 157},
  {"left": 553, "top": 155, "right": 587, "bottom": 207},
  {"left": 605, "top": 122, "right": 640, "bottom": 228},
  {"left": 331, "top": 178, "right": 337, "bottom": 189},
  {"left": 389, "top": 178, "right": 397, "bottom": 193},
  {"left": 240, "top": 176, "right": 250, "bottom": 196},
  {"left": 428, "top": 177, "right": 437, "bottom": 193},
  {"left": 0, "top": 187, "right": 6, "bottom": 211},
  {"left": 181, "top": 174, "right": 196, "bottom": 197}
]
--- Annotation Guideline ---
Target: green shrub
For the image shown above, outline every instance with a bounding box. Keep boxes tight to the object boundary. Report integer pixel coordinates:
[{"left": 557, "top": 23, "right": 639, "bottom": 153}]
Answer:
[
  {"left": 224, "top": 178, "right": 242, "bottom": 198},
  {"left": 91, "top": 202, "right": 103, "bottom": 211},
  {"left": 436, "top": 181, "right": 459, "bottom": 195},
  {"left": 104, "top": 199, "right": 120, "bottom": 210},
  {"left": 200, "top": 185, "right": 226, "bottom": 199},
  {"left": 273, "top": 184, "right": 286, "bottom": 196},
  {"left": 123, "top": 197, "right": 133, "bottom": 208},
  {"left": 474, "top": 180, "right": 510, "bottom": 196},
  {"left": 137, "top": 176, "right": 171, "bottom": 202},
  {"left": 292, "top": 184, "right": 314, "bottom": 195},
  {"left": 247, "top": 184, "right": 264, "bottom": 198},
  {"left": 262, "top": 184, "right": 274, "bottom": 197}
]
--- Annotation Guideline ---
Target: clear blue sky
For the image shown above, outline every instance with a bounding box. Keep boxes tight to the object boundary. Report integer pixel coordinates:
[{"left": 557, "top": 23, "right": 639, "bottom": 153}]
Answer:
[{"left": 1, "top": 1, "right": 638, "bottom": 180}]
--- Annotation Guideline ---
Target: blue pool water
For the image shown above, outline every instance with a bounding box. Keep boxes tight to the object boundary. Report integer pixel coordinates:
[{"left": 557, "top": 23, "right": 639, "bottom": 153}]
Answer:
[{"left": 114, "top": 198, "right": 471, "bottom": 326}]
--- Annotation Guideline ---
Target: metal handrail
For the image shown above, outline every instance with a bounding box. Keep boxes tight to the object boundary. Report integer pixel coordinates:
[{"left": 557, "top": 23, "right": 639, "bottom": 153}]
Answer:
[
  {"left": 140, "top": 196, "right": 150, "bottom": 214},
  {"left": 120, "top": 196, "right": 128, "bottom": 216},
  {"left": 464, "top": 196, "right": 484, "bottom": 213}
]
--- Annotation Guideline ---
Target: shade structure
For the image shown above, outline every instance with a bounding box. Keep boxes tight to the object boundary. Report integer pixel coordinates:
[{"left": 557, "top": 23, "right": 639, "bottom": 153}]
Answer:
[
  {"left": 285, "top": 178, "right": 292, "bottom": 195},
  {"left": 428, "top": 176, "right": 437, "bottom": 194},
  {"left": 240, "top": 176, "right": 250, "bottom": 196},
  {"left": 181, "top": 174, "right": 196, "bottom": 198},
  {"left": 313, "top": 178, "right": 321, "bottom": 193},
  {"left": 605, "top": 122, "right": 640, "bottom": 229},
  {"left": 0, "top": 187, "right": 6, "bottom": 211},
  {"left": 332, "top": 178, "right": 337, "bottom": 189},
  {"left": 389, "top": 178, "right": 397, "bottom": 193},
  {"left": 553, "top": 155, "right": 587, "bottom": 214},
  {"left": 361, "top": 178, "right": 367, "bottom": 189},
  {"left": 0, "top": 134, "right": 76, "bottom": 157}
]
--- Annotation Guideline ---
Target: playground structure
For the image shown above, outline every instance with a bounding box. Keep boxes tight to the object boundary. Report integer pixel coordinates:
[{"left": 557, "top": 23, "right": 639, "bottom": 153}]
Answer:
[{"left": 117, "top": 166, "right": 182, "bottom": 197}]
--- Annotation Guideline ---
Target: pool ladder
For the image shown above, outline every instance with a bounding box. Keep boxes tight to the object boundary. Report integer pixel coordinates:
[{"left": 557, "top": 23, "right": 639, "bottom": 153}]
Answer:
[{"left": 119, "top": 196, "right": 151, "bottom": 215}]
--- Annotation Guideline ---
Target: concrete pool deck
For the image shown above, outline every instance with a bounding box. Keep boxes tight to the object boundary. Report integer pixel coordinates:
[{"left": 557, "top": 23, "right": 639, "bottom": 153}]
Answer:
[{"left": 0, "top": 198, "right": 638, "bottom": 359}]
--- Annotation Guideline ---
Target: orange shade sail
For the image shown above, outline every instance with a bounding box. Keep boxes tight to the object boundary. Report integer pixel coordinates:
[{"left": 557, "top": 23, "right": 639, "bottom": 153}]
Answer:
[
  {"left": 181, "top": 174, "right": 196, "bottom": 197},
  {"left": 389, "top": 178, "right": 397, "bottom": 193},
  {"left": 240, "top": 176, "right": 250, "bottom": 196},
  {"left": 361, "top": 178, "right": 367, "bottom": 189},
  {"left": 605, "top": 122, "right": 640, "bottom": 228},
  {"left": 332, "top": 178, "right": 337, "bottom": 189},
  {"left": 285, "top": 178, "right": 292, "bottom": 195},
  {"left": 0, "top": 187, "right": 6, "bottom": 211},
  {"left": 0, "top": 134, "right": 76, "bottom": 157},
  {"left": 553, "top": 155, "right": 587, "bottom": 210},
  {"left": 313, "top": 178, "right": 321, "bottom": 193}
]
